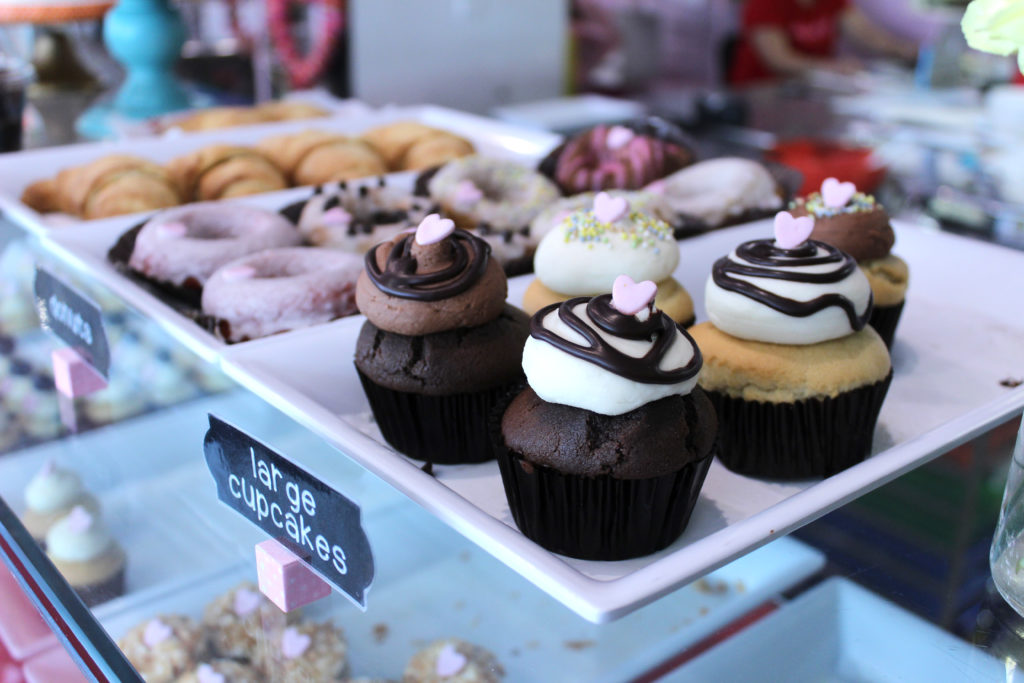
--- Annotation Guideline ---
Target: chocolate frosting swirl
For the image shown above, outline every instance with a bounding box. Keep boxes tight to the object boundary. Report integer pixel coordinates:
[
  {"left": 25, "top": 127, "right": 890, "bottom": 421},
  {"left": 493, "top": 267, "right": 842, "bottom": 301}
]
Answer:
[
  {"left": 712, "top": 238, "right": 872, "bottom": 330},
  {"left": 364, "top": 229, "right": 489, "bottom": 301},
  {"left": 530, "top": 295, "right": 701, "bottom": 384}
]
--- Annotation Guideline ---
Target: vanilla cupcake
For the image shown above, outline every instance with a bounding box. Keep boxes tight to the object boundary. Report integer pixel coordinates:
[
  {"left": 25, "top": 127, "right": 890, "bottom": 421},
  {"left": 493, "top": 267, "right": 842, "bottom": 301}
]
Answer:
[
  {"left": 258, "top": 623, "right": 348, "bottom": 682},
  {"left": 22, "top": 461, "right": 100, "bottom": 545},
  {"left": 522, "top": 193, "right": 694, "bottom": 326},
  {"left": 202, "top": 581, "right": 289, "bottom": 661},
  {"left": 528, "top": 189, "right": 667, "bottom": 243},
  {"left": 690, "top": 211, "right": 892, "bottom": 478},
  {"left": 404, "top": 639, "right": 503, "bottom": 683},
  {"left": 790, "top": 177, "right": 909, "bottom": 348},
  {"left": 118, "top": 615, "right": 207, "bottom": 682},
  {"left": 46, "top": 505, "right": 125, "bottom": 606}
]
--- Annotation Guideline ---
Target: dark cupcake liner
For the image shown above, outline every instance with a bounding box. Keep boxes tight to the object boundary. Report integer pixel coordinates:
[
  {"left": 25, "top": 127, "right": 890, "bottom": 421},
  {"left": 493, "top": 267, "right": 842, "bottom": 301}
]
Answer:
[
  {"left": 706, "top": 372, "right": 893, "bottom": 480},
  {"left": 356, "top": 368, "right": 518, "bottom": 465},
  {"left": 869, "top": 300, "right": 904, "bottom": 350},
  {"left": 74, "top": 565, "right": 125, "bottom": 607},
  {"left": 490, "top": 389, "right": 714, "bottom": 561}
]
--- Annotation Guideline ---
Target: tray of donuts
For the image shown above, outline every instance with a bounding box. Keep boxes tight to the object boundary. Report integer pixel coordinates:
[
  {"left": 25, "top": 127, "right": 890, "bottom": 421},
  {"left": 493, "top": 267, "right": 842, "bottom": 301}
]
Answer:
[{"left": 0, "top": 104, "right": 563, "bottom": 236}]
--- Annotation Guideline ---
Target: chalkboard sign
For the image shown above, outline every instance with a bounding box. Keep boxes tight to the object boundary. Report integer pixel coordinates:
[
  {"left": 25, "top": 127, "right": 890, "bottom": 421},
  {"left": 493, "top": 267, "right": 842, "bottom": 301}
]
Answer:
[
  {"left": 34, "top": 267, "right": 110, "bottom": 378},
  {"left": 204, "top": 415, "right": 375, "bottom": 609}
]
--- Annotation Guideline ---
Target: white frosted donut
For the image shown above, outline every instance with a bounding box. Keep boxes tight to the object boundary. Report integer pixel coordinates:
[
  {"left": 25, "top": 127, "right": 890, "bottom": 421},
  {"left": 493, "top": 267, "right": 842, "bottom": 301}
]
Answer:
[
  {"left": 201, "top": 247, "right": 362, "bottom": 342},
  {"left": 128, "top": 203, "right": 301, "bottom": 289},
  {"left": 655, "top": 158, "right": 782, "bottom": 228}
]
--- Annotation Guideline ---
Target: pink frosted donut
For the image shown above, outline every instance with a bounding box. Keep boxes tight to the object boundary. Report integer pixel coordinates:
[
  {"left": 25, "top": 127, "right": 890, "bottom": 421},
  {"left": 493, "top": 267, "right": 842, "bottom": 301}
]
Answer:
[
  {"left": 128, "top": 204, "right": 301, "bottom": 289},
  {"left": 201, "top": 247, "right": 362, "bottom": 342},
  {"left": 549, "top": 124, "right": 695, "bottom": 194}
]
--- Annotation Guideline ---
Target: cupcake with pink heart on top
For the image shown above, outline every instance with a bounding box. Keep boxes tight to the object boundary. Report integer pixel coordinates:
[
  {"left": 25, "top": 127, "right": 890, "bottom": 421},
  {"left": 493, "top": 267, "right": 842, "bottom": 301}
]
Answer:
[
  {"left": 495, "top": 274, "right": 716, "bottom": 560},
  {"left": 117, "top": 615, "right": 207, "bottom": 682},
  {"left": 257, "top": 622, "right": 348, "bottom": 682},
  {"left": 689, "top": 209, "right": 892, "bottom": 479},
  {"left": 789, "top": 177, "right": 909, "bottom": 348}
]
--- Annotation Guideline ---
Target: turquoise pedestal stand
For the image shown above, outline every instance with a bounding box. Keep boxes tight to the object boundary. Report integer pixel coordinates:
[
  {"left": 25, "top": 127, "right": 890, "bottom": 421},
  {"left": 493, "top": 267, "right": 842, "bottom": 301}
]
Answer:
[{"left": 77, "top": 0, "right": 190, "bottom": 139}]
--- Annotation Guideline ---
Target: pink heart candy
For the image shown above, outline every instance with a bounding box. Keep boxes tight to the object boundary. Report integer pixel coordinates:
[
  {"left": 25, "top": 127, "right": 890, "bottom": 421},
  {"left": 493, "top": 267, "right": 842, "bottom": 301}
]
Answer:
[
  {"left": 155, "top": 221, "right": 187, "bottom": 239},
  {"left": 820, "top": 177, "right": 856, "bottom": 209},
  {"left": 321, "top": 206, "right": 352, "bottom": 225},
  {"left": 219, "top": 265, "right": 257, "bottom": 282},
  {"left": 453, "top": 179, "right": 484, "bottom": 206},
  {"left": 644, "top": 179, "right": 667, "bottom": 195},
  {"left": 39, "top": 459, "right": 56, "bottom": 477},
  {"left": 143, "top": 619, "right": 172, "bottom": 648},
  {"left": 281, "top": 627, "right": 311, "bottom": 659},
  {"left": 435, "top": 643, "right": 468, "bottom": 678},
  {"left": 611, "top": 274, "right": 657, "bottom": 315},
  {"left": 415, "top": 213, "right": 456, "bottom": 246},
  {"left": 606, "top": 125, "right": 635, "bottom": 150},
  {"left": 773, "top": 211, "right": 815, "bottom": 249},
  {"left": 197, "top": 664, "right": 225, "bottom": 683},
  {"left": 593, "top": 192, "right": 629, "bottom": 224},
  {"left": 65, "top": 505, "right": 93, "bottom": 533},
  {"left": 233, "top": 587, "right": 261, "bottom": 617}
]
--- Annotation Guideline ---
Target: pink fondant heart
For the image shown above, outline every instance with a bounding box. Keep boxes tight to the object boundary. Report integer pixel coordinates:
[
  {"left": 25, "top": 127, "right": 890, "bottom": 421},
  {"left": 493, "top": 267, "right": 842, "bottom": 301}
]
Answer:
[
  {"left": 453, "top": 179, "right": 484, "bottom": 206},
  {"left": 415, "top": 213, "right": 455, "bottom": 245},
  {"left": 155, "top": 221, "right": 187, "bottom": 239},
  {"left": 281, "top": 627, "right": 311, "bottom": 659},
  {"left": 143, "top": 619, "right": 172, "bottom": 648},
  {"left": 435, "top": 643, "right": 467, "bottom": 678},
  {"left": 197, "top": 664, "right": 225, "bottom": 683},
  {"left": 65, "top": 505, "right": 93, "bottom": 533},
  {"left": 606, "top": 125, "right": 635, "bottom": 150},
  {"left": 233, "top": 587, "right": 261, "bottom": 616},
  {"left": 611, "top": 274, "right": 657, "bottom": 315},
  {"left": 773, "top": 211, "right": 815, "bottom": 249},
  {"left": 321, "top": 206, "right": 352, "bottom": 225},
  {"left": 219, "top": 265, "right": 256, "bottom": 282},
  {"left": 820, "top": 177, "right": 856, "bottom": 208},
  {"left": 644, "top": 179, "right": 666, "bottom": 195},
  {"left": 593, "top": 192, "right": 629, "bottom": 224},
  {"left": 39, "top": 459, "right": 56, "bottom": 477}
]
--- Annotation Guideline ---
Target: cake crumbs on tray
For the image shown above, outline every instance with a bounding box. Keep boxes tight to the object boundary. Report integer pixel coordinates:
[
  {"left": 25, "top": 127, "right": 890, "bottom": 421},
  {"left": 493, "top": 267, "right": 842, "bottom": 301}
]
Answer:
[
  {"left": 564, "top": 640, "right": 595, "bottom": 651},
  {"left": 694, "top": 578, "right": 729, "bottom": 594},
  {"left": 1000, "top": 377, "right": 1023, "bottom": 388},
  {"left": 372, "top": 623, "right": 389, "bottom": 644},
  {"left": 698, "top": 606, "right": 709, "bottom": 616},
  {"left": 735, "top": 580, "right": 747, "bottom": 593}
]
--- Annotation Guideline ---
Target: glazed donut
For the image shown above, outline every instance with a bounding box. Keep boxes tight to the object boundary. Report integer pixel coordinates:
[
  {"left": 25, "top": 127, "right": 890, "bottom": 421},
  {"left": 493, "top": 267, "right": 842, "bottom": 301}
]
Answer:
[
  {"left": 201, "top": 247, "right": 362, "bottom": 342},
  {"left": 427, "top": 156, "right": 560, "bottom": 234},
  {"left": 540, "top": 121, "right": 695, "bottom": 195},
  {"left": 128, "top": 204, "right": 301, "bottom": 290},
  {"left": 293, "top": 179, "right": 437, "bottom": 253}
]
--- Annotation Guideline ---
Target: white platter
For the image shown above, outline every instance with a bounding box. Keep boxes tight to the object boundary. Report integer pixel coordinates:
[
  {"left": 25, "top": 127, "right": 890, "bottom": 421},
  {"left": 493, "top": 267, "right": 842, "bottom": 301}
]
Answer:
[
  {"left": 663, "top": 577, "right": 1002, "bottom": 682},
  {"left": 0, "top": 104, "right": 560, "bottom": 238},
  {"left": 213, "top": 220, "right": 1024, "bottom": 622}
]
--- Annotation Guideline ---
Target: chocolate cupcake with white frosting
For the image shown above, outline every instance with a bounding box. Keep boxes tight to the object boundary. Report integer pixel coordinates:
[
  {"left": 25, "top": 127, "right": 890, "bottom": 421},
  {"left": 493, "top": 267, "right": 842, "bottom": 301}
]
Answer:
[
  {"left": 45, "top": 505, "right": 125, "bottom": 606},
  {"left": 789, "top": 177, "right": 909, "bottom": 348},
  {"left": 690, "top": 210, "right": 892, "bottom": 478},
  {"left": 354, "top": 214, "right": 530, "bottom": 464},
  {"left": 495, "top": 275, "right": 716, "bottom": 560},
  {"left": 21, "top": 460, "right": 99, "bottom": 546}
]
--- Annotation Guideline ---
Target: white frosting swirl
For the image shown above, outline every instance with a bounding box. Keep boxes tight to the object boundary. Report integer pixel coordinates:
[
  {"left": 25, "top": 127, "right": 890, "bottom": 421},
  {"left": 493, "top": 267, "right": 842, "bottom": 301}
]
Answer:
[
  {"left": 705, "top": 242, "right": 872, "bottom": 345},
  {"left": 533, "top": 209, "right": 679, "bottom": 296},
  {"left": 25, "top": 462, "right": 84, "bottom": 513},
  {"left": 46, "top": 510, "right": 114, "bottom": 562},
  {"left": 522, "top": 300, "right": 699, "bottom": 416}
]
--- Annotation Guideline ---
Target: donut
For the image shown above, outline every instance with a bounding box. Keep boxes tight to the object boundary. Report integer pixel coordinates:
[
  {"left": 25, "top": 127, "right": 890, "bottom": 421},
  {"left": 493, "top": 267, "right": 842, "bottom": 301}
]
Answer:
[
  {"left": 540, "top": 121, "right": 696, "bottom": 195},
  {"left": 292, "top": 179, "right": 436, "bottom": 253},
  {"left": 201, "top": 247, "right": 362, "bottom": 342},
  {"left": 127, "top": 204, "right": 301, "bottom": 290}
]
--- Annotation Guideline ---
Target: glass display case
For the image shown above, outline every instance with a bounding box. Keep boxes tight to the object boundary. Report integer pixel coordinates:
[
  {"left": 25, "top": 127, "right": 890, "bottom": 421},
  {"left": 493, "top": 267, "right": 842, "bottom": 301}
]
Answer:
[{"left": 0, "top": 108, "right": 1023, "bottom": 681}]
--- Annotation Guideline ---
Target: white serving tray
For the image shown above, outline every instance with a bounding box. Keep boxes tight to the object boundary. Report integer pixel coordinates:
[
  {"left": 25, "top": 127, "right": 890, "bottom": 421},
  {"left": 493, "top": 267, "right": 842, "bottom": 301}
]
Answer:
[
  {"left": 211, "top": 220, "right": 1024, "bottom": 622},
  {"left": 663, "top": 577, "right": 1003, "bottom": 682},
  {"left": 0, "top": 104, "right": 560, "bottom": 238}
]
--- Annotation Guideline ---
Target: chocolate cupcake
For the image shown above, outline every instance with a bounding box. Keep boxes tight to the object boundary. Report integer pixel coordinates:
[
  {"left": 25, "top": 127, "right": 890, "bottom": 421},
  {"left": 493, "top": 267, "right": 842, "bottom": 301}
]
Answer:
[
  {"left": 45, "top": 505, "right": 125, "bottom": 607},
  {"left": 496, "top": 275, "right": 716, "bottom": 560},
  {"left": 790, "top": 178, "right": 909, "bottom": 348},
  {"left": 690, "top": 210, "right": 892, "bottom": 479},
  {"left": 354, "top": 214, "right": 530, "bottom": 464}
]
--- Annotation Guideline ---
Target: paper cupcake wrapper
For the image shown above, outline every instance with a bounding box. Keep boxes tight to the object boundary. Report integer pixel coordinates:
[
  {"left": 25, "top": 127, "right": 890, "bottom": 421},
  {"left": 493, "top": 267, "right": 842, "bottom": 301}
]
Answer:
[
  {"left": 706, "top": 372, "right": 893, "bottom": 480},
  {"left": 74, "top": 565, "right": 125, "bottom": 607},
  {"left": 357, "top": 368, "right": 518, "bottom": 465},
  {"left": 869, "top": 300, "right": 905, "bottom": 350},
  {"left": 491, "top": 389, "right": 714, "bottom": 561}
]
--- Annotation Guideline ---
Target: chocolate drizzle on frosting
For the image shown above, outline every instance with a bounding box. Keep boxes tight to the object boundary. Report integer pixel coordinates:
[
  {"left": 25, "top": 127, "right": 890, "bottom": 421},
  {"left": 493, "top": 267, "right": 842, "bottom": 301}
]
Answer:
[
  {"left": 712, "top": 238, "right": 871, "bottom": 330},
  {"left": 530, "top": 295, "right": 701, "bottom": 384},
  {"left": 364, "top": 229, "right": 490, "bottom": 302}
]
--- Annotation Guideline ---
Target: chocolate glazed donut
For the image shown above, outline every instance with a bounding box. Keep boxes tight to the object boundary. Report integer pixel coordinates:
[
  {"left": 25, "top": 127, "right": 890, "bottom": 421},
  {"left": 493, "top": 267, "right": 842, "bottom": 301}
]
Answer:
[
  {"left": 712, "top": 239, "right": 872, "bottom": 330},
  {"left": 530, "top": 295, "right": 701, "bottom": 384},
  {"left": 364, "top": 229, "right": 490, "bottom": 301}
]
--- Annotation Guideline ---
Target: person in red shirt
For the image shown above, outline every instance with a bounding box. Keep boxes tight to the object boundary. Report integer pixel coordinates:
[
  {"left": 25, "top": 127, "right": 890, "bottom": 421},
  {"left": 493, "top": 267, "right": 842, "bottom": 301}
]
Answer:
[{"left": 730, "top": 0, "right": 918, "bottom": 84}]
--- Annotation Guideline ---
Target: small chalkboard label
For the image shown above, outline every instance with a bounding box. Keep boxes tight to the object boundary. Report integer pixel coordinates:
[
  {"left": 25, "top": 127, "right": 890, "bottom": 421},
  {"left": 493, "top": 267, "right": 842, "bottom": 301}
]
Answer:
[
  {"left": 34, "top": 267, "right": 110, "bottom": 378},
  {"left": 203, "top": 415, "right": 374, "bottom": 609}
]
